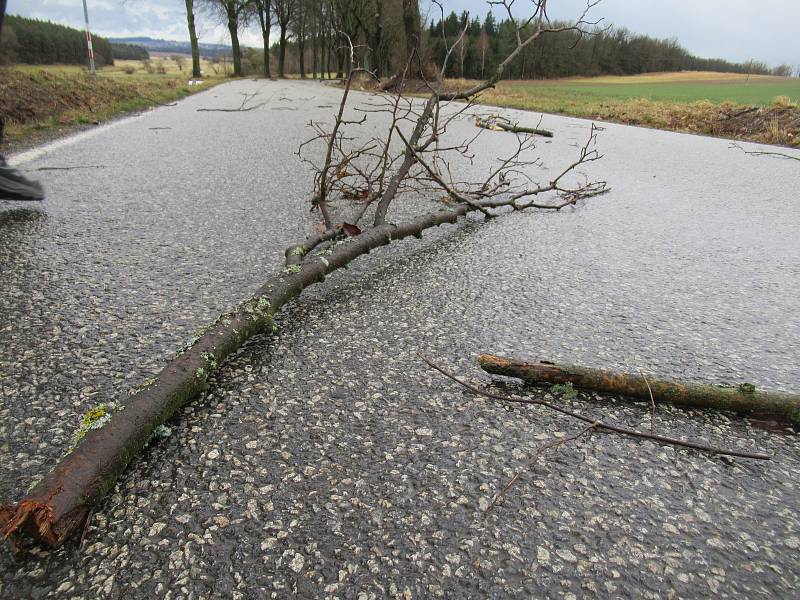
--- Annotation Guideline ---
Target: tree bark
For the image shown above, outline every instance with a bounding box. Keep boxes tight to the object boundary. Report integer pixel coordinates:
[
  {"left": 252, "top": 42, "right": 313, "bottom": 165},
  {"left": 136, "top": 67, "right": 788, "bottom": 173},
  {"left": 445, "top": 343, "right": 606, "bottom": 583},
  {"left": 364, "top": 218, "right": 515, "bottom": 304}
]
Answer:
[
  {"left": 478, "top": 355, "right": 800, "bottom": 425},
  {"left": 228, "top": 15, "right": 242, "bottom": 76},
  {"left": 279, "top": 26, "right": 288, "bottom": 77},
  {"left": 0, "top": 201, "right": 502, "bottom": 548},
  {"left": 402, "top": 0, "right": 421, "bottom": 72},
  {"left": 311, "top": 32, "right": 318, "bottom": 79},
  {"left": 298, "top": 38, "right": 306, "bottom": 78},
  {"left": 257, "top": 3, "right": 272, "bottom": 78},
  {"left": 185, "top": 0, "right": 201, "bottom": 78}
]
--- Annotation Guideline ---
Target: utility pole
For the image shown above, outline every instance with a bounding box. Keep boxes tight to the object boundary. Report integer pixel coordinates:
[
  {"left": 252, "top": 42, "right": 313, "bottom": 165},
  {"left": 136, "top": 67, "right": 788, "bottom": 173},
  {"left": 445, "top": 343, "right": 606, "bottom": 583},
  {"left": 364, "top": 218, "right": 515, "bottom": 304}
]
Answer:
[{"left": 82, "top": 0, "right": 96, "bottom": 73}]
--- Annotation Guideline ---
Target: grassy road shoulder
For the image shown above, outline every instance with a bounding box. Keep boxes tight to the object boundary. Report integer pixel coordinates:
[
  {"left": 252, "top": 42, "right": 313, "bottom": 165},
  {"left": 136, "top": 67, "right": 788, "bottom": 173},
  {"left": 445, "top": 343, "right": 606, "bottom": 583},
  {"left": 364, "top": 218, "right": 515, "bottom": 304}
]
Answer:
[
  {"left": 0, "top": 61, "right": 228, "bottom": 151},
  {"left": 441, "top": 72, "right": 800, "bottom": 147}
]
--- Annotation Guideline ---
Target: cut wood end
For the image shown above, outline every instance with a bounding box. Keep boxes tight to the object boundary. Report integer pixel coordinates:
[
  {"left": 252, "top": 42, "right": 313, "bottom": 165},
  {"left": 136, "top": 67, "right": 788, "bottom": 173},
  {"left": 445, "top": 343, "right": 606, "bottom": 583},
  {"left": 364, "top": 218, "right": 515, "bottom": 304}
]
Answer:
[
  {"left": 0, "top": 499, "right": 66, "bottom": 548},
  {"left": 478, "top": 354, "right": 513, "bottom": 368}
]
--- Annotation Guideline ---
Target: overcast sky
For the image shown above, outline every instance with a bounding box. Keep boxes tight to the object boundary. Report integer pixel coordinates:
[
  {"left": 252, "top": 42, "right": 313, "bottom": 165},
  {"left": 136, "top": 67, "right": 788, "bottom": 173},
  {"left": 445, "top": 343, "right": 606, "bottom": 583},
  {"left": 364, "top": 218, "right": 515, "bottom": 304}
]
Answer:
[{"left": 7, "top": 0, "right": 799, "bottom": 67}]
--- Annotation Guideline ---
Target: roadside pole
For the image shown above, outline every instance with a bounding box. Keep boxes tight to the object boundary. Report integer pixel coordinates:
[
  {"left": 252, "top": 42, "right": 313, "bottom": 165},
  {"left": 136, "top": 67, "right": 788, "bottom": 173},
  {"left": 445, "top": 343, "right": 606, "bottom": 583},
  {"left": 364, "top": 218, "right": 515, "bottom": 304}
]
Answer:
[{"left": 82, "top": 0, "right": 96, "bottom": 73}]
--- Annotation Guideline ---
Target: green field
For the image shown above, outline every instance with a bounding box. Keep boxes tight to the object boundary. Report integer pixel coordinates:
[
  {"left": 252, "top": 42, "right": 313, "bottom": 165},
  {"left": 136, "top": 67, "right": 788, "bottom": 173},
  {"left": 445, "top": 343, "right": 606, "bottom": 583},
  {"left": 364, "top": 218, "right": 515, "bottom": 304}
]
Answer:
[
  {"left": 498, "top": 72, "right": 800, "bottom": 106},
  {"left": 442, "top": 72, "right": 800, "bottom": 147}
]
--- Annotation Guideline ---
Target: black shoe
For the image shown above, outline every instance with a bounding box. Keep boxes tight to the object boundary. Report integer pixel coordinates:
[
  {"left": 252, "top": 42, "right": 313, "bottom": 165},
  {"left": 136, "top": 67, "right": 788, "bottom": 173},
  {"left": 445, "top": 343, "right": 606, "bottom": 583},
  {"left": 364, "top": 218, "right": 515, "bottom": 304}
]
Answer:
[{"left": 0, "top": 162, "right": 45, "bottom": 201}]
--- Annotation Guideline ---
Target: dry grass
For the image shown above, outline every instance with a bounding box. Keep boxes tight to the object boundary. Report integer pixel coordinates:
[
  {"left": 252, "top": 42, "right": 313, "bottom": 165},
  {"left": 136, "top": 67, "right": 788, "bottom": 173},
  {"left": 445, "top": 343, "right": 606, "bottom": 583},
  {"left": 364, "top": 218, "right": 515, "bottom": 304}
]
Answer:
[
  {"left": 438, "top": 73, "right": 800, "bottom": 147},
  {"left": 533, "top": 71, "right": 785, "bottom": 85},
  {"left": 773, "top": 95, "right": 797, "bottom": 109},
  {"left": 0, "top": 63, "right": 227, "bottom": 147}
]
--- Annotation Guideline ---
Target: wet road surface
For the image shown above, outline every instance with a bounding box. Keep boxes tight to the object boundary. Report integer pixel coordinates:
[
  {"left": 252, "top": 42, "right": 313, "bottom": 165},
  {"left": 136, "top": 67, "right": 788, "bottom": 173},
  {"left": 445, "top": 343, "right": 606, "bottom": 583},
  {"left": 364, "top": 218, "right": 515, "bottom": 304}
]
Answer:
[{"left": 1, "top": 79, "right": 799, "bottom": 598}]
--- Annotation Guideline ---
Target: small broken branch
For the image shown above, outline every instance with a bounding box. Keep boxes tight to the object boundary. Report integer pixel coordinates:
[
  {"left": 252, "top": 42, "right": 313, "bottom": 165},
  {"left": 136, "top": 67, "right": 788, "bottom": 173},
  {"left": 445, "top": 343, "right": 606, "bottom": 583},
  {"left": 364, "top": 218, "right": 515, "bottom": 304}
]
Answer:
[
  {"left": 419, "top": 354, "right": 771, "bottom": 460},
  {"left": 479, "top": 354, "right": 800, "bottom": 426},
  {"left": 196, "top": 103, "right": 266, "bottom": 113},
  {"left": 487, "top": 422, "right": 598, "bottom": 512},
  {"left": 35, "top": 165, "right": 105, "bottom": 171},
  {"left": 475, "top": 116, "right": 553, "bottom": 138},
  {"left": 729, "top": 142, "right": 800, "bottom": 162}
]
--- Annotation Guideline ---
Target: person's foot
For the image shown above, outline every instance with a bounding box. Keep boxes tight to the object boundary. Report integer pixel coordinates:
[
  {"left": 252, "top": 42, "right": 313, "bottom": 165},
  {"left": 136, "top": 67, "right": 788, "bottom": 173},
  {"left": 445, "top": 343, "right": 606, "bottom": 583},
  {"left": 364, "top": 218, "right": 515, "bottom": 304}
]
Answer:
[{"left": 0, "top": 159, "right": 45, "bottom": 201}]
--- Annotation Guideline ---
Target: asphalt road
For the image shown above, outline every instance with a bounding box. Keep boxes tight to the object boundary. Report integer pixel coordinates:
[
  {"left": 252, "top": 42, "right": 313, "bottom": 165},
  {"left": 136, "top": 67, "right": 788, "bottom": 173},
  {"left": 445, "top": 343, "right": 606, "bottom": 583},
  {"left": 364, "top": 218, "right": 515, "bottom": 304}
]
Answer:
[{"left": 1, "top": 79, "right": 799, "bottom": 599}]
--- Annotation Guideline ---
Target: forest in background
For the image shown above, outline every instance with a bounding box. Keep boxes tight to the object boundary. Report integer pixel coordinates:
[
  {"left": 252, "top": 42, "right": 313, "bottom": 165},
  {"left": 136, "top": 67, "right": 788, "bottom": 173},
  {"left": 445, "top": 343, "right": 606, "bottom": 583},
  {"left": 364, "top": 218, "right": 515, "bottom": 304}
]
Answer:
[
  {"left": 1, "top": 6, "right": 794, "bottom": 81},
  {"left": 0, "top": 15, "right": 114, "bottom": 66}
]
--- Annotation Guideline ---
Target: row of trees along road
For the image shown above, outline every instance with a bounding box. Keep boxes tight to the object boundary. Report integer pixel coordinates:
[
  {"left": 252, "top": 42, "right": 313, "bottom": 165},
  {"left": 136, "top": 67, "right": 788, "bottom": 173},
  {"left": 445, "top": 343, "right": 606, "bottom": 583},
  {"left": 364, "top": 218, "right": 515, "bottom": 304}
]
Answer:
[
  {"left": 185, "top": 1, "right": 791, "bottom": 80},
  {"left": 193, "top": 0, "right": 422, "bottom": 79}
]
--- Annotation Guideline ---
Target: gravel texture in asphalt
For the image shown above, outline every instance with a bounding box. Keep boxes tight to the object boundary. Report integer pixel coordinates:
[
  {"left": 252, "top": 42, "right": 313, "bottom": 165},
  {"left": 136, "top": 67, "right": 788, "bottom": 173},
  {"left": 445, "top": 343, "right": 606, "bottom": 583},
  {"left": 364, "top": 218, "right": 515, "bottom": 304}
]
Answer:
[{"left": 1, "top": 79, "right": 799, "bottom": 598}]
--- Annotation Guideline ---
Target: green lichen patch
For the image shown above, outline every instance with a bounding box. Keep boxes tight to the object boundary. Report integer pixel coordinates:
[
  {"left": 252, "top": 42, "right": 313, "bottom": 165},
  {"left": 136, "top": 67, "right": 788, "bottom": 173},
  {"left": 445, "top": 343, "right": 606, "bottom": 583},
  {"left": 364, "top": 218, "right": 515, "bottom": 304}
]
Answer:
[
  {"left": 288, "top": 245, "right": 308, "bottom": 257},
  {"left": 69, "top": 401, "right": 119, "bottom": 452},
  {"left": 283, "top": 265, "right": 302, "bottom": 275},
  {"left": 738, "top": 382, "right": 756, "bottom": 395},
  {"left": 551, "top": 382, "right": 578, "bottom": 400},
  {"left": 153, "top": 424, "right": 172, "bottom": 438},
  {"left": 130, "top": 376, "right": 157, "bottom": 395},
  {"left": 244, "top": 296, "right": 273, "bottom": 323},
  {"left": 201, "top": 351, "right": 218, "bottom": 372}
]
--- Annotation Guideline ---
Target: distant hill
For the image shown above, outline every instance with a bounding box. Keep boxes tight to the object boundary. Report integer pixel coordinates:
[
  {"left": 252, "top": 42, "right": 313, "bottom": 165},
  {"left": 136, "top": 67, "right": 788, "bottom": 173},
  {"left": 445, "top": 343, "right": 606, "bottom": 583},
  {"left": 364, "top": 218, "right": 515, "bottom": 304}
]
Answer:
[{"left": 108, "top": 37, "right": 232, "bottom": 59}]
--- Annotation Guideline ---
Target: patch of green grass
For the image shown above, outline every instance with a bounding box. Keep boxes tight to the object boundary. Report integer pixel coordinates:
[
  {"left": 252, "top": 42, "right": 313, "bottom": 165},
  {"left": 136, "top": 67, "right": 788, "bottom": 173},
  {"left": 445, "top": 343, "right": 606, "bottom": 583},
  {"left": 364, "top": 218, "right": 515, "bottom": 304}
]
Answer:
[
  {"left": 501, "top": 80, "right": 800, "bottom": 106},
  {"left": 441, "top": 72, "right": 800, "bottom": 146},
  {"left": 551, "top": 382, "right": 578, "bottom": 400}
]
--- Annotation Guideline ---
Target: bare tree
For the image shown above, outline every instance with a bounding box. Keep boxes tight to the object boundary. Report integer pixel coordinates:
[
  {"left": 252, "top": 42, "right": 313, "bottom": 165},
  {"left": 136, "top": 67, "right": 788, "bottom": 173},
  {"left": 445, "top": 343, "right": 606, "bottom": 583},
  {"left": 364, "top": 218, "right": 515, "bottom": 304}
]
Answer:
[
  {"left": 274, "top": 0, "right": 297, "bottom": 77},
  {"left": 202, "top": 0, "right": 249, "bottom": 76},
  {"left": 184, "top": 0, "right": 202, "bottom": 77},
  {"left": 2, "top": 0, "right": 615, "bottom": 549},
  {"left": 402, "top": 0, "right": 421, "bottom": 69},
  {"left": 293, "top": 0, "right": 309, "bottom": 77},
  {"left": 478, "top": 27, "right": 490, "bottom": 78},
  {"left": 249, "top": 0, "right": 273, "bottom": 78}
]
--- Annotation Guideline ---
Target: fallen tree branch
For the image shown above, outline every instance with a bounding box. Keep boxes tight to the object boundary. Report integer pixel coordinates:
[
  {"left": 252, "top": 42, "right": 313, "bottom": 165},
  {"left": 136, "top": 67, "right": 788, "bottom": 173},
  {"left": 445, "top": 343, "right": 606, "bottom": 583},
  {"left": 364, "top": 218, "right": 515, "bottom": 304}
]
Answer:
[
  {"left": 419, "top": 354, "right": 771, "bottom": 460},
  {"left": 1, "top": 1, "right": 611, "bottom": 549},
  {"left": 729, "top": 142, "right": 800, "bottom": 162},
  {"left": 35, "top": 165, "right": 105, "bottom": 171},
  {"left": 475, "top": 116, "right": 553, "bottom": 138},
  {"left": 478, "top": 354, "right": 800, "bottom": 426},
  {"left": 196, "top": 103, "right": 266, "bottom": 113},
  {"left": 0, "top": 198, "right": 547, "bottom": 549}
]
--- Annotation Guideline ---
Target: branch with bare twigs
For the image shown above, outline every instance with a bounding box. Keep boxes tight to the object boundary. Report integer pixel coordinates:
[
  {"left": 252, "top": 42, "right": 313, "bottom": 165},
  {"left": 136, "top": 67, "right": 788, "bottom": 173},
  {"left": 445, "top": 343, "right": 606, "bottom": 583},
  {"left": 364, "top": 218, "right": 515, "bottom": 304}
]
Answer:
[
  {"left": 2, "top": 0, "right": 615, "bottom": 550},
  {"left": 418, "top": 353, "right": 770, "bottom": 461},
  {"left": 729, "top": 142, "right": 800, "bottom": 162}
]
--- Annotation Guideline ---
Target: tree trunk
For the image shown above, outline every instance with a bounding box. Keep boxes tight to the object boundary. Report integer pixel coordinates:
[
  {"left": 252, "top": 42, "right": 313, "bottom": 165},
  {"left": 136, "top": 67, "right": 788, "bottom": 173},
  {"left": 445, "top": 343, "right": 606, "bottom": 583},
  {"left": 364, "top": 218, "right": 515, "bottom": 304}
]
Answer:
[
  {"left": 258, "top": 7, "right": 271, "bottom": 78},
  {"left": 372, "top": 19, "right": 383, "bottom": 78},
  {"left": 279, "top": 26, "right": 287, "bottom": 77},
  {"left": 228, "top": 16, "right": 242, "bottom": 76},
  {"left": 185, "top": 0, "right": 201, "bottom": 78},
  {"left": 402, "top": 0, "right": 421, "bottom": 70},
  {"left": 262, "top": 41, "right": 271, "bottom": 78},
  {"left": 336, "top": 49, "right": 344, "bottom": 79},
  {"left": 312, "top": 34, "right": 318, "bottom": 79},
  {"left": 324, "top": 34, "right": 331, "bottom": 79},
  {"left": 478, "top": 355, "right": 800, "bottom": 425},
  {"left": 299, "top": 39, "right": 306, "bottom": 79}
]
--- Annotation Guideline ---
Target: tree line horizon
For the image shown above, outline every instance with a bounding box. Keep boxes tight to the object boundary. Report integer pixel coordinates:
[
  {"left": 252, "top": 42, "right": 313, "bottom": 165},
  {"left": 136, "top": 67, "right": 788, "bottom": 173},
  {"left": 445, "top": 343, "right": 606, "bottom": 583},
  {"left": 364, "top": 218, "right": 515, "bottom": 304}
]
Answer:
[{"left": 1, "top": 5, "right": 795, "bottom": 80}]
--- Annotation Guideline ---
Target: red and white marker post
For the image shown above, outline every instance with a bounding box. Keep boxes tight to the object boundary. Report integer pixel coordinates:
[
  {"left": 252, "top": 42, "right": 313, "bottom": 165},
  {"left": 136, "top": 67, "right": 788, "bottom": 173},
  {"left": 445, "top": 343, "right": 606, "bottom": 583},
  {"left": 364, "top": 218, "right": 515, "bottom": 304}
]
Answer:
[{"left": 82, "top": 0, "right": 96, "bottom": 73}]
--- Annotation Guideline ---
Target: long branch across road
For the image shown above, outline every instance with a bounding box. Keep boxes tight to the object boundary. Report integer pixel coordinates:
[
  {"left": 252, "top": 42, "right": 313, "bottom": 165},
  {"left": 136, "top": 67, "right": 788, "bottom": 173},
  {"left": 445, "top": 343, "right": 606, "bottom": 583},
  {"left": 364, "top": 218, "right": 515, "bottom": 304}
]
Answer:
[{"left": 1, "top": 79, "right": 799, "bottom": 596}]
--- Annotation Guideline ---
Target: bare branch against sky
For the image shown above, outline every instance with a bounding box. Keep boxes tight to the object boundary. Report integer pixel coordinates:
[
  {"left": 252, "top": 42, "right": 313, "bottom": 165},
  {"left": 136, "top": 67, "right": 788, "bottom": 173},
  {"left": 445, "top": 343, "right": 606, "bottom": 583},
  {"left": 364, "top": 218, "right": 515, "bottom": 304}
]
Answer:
[{"left": 7, "top": 0, "right": 799, "bottom": 66}]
